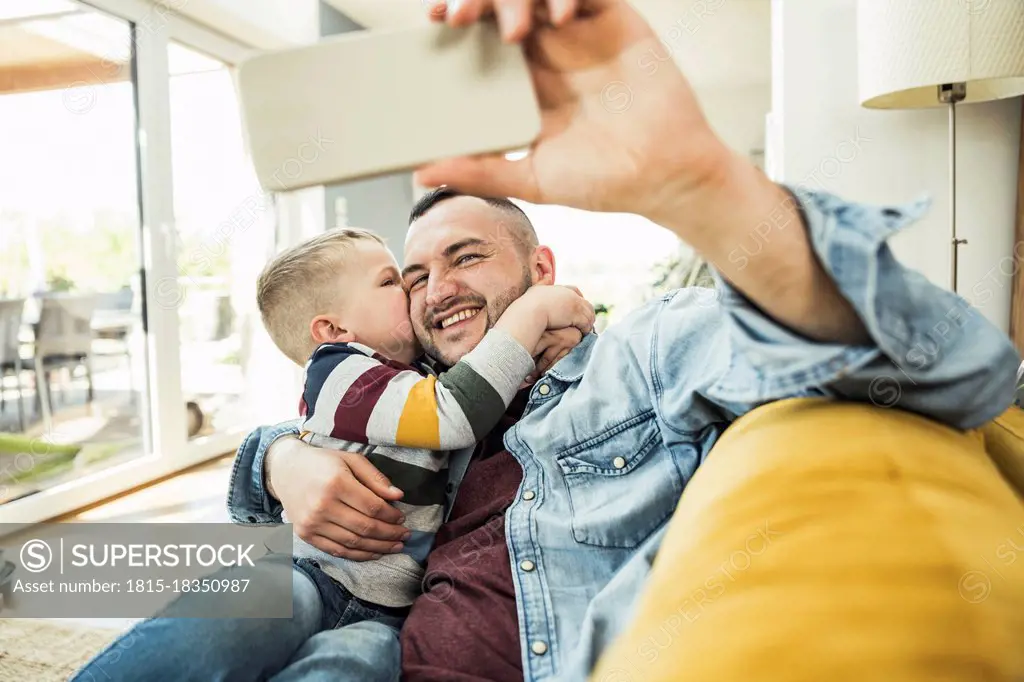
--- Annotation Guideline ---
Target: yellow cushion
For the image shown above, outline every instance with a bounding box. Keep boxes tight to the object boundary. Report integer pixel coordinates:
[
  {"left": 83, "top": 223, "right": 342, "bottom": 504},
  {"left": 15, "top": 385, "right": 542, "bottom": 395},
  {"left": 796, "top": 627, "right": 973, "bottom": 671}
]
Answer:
[
  {"left": 592, "top": 399, "right": 1024, "bottom": 682},
  {"left": 979, "top": 406, "right": 1024, "bottom": 500}
]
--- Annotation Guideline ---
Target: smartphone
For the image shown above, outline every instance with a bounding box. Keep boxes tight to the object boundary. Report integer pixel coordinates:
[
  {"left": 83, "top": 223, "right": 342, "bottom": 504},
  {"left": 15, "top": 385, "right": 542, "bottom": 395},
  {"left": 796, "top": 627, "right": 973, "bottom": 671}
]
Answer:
[{"left": 236, "top": 21, "right": 542, "bottom": 192}]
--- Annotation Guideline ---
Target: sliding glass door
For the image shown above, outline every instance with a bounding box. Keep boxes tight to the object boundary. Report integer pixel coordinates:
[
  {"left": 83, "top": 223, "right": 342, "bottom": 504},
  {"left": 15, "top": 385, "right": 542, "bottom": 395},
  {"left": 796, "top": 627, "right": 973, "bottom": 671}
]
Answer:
[
  {"left": 0, "top": 2, "right": 149, "bottom": 508},
  {"left": 0, "top": 0, "right": 299, "bottom": 525},
  {"left": 167, "top": 41, "right": 292, "bottom": 445}
]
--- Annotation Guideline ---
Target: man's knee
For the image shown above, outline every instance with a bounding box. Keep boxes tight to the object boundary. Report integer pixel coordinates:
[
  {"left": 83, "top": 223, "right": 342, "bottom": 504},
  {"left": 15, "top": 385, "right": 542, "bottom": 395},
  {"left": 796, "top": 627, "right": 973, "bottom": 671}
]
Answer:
[
  {"left": 297, "top": 622, "right": 401, "bottom": 682},
  {"left": 346, "top": 620, "right": 401, "bottom": 646},
  {"left": 306, "top": 620, "right": 400, "bottom": 656}
]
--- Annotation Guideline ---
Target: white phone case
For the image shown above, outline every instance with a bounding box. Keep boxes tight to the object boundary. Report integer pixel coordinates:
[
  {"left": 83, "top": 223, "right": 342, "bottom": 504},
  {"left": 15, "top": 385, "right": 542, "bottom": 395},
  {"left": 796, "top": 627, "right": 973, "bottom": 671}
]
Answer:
[{"left": 236, "top": 21, "right": 542, "bottom": 192}]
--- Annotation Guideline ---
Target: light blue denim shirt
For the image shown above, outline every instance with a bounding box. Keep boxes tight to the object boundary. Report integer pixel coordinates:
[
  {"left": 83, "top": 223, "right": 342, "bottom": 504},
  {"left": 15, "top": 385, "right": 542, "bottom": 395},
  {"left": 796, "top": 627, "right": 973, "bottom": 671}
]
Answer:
[{"left": 228, "top": 187, "right": 1020, "bottom": 681}]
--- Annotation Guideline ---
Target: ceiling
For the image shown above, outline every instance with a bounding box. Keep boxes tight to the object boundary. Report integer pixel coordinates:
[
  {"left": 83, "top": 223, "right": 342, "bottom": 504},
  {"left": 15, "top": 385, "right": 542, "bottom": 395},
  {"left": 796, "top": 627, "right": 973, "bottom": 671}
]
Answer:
[
  {"left": 0, "top": 24, "right": 86, "bottom": 66},
  {"left": 322, "top": 0, "right": 771, "bottom": 90},
  {"left": 0, "top": 1, "right": 770, "bottom": 96},
  {"left": 0, "top": 3, "right": 131, "bottom": 95},
  {"left": 0, "top": 3, "right": 230, "bottom": 97}
]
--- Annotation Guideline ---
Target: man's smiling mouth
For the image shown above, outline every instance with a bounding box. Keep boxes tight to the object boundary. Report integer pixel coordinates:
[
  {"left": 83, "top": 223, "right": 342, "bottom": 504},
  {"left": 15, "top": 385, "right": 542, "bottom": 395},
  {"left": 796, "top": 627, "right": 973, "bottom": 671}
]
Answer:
[{"left": 438, "top": 307, "right": 482, "bottom": 329}]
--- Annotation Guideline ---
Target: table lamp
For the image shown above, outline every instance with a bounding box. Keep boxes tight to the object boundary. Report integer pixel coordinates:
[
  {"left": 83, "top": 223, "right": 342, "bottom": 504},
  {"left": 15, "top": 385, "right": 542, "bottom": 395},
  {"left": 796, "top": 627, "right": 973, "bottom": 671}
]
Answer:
[{"left": 856, "top": 0, "right": 1024, "bottom": 292}]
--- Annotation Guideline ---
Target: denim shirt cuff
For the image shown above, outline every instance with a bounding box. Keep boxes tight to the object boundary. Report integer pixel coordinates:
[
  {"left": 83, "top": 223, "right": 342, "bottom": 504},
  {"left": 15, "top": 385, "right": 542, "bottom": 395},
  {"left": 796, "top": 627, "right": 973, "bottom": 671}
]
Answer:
[
  {"left": 708, "top": 185, "right": 940, "bottom": 403},
  {"left": 227, "top": 420, "right": 301, "bottom": 524}
]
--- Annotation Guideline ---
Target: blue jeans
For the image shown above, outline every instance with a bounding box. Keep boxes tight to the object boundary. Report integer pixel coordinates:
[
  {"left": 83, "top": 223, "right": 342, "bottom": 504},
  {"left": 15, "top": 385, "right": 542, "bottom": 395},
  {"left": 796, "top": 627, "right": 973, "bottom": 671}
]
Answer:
[{"left": 72, "top": 554, "right": 406, "bottom": 682}]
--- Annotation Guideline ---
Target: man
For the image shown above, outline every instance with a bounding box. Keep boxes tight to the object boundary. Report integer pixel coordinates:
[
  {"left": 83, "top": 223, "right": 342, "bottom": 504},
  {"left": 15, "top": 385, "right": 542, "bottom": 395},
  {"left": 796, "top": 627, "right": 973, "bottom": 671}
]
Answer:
[
  {"left": 80, "top": 0, "right": 1021, "bottom": 680},
  {"left": 249, "top": 185, "right": 1017, "bottom": 681},
  {"left": 240, "top": 0, "right": 1020, "bottom": 680}
]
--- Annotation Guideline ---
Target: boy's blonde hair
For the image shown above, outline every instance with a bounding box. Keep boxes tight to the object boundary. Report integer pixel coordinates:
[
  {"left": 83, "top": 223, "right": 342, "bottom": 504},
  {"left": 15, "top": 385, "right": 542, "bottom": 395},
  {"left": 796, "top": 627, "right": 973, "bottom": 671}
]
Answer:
[{"left": 257, "top": 227, "right": 385, "bottom": 365}]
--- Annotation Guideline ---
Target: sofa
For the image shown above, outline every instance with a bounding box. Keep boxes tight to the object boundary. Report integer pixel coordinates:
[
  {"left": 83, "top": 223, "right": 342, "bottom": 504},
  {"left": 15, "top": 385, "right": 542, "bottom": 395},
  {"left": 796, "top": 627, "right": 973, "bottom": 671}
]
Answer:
[{"left": 592, "top": 399, "right": 1024, "bottom": 681}]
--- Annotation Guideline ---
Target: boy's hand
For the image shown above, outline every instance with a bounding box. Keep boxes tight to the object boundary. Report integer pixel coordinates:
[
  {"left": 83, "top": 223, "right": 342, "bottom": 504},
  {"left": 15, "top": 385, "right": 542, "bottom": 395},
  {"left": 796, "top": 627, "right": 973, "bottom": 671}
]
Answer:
[
  {"left": 524, "top": 284, "right": 596, "bottom": 335},
  {"left": 527, "top": 326, "right": 584, "bottom": 383},
  {"left": 495, "top": 284, "right": 594, "bottom": 353}
]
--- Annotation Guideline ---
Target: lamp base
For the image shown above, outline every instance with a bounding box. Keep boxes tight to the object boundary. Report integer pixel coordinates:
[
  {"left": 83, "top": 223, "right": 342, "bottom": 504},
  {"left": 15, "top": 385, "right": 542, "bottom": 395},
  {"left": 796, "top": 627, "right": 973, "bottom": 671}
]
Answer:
[{"left": 939, "top": 83, "right": 967, "bottom": 293}]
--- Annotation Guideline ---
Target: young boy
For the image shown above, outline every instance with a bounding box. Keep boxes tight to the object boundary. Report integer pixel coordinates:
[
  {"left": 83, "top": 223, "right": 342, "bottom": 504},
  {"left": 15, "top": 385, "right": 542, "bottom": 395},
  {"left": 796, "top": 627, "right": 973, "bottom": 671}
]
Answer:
[{"left": 252, "top": 227, "right": 593, "bottom": 680}]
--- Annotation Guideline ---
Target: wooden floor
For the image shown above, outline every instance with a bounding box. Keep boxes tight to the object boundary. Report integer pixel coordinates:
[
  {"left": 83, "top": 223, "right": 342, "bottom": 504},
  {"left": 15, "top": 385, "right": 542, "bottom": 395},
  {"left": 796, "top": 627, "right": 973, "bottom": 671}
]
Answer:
[{"left": 61, "top": 454, "right": 234, "bottom": 524}]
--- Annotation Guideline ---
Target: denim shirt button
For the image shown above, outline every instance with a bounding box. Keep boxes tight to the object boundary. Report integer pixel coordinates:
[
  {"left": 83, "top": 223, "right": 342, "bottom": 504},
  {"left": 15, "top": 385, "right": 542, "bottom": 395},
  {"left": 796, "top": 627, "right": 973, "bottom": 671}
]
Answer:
[
  {"left": 531, "top": 641, "right": 548, "bottom": 656},
  {"left": 520, "top": 559, "right": 536, "bottom": 572},
  {"left": 537, "top": 384, "right": 551, "bottom": 396},
  {"left": 612, "top": 456, "right": 626, "bottom": 469},
  {"left": 522, "top": 490, "right": 536, "bottom": 501}
]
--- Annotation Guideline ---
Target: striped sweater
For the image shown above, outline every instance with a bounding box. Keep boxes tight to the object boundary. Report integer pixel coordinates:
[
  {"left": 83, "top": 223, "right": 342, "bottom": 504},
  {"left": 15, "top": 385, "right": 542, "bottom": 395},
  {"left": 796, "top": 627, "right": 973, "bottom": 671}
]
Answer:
[{"left": 292, "top": 327, "right": 534, "bottom": 607}]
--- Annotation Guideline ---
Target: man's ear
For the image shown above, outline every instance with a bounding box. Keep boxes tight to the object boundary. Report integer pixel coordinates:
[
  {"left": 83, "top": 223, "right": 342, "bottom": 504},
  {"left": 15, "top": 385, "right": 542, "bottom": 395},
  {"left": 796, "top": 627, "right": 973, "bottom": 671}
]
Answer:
[
  {"left": 531, "top": 245, "right": 556, "bottom": 285},
  {"left": 311, "top": 315, "right": 355, "bottom": 345}
]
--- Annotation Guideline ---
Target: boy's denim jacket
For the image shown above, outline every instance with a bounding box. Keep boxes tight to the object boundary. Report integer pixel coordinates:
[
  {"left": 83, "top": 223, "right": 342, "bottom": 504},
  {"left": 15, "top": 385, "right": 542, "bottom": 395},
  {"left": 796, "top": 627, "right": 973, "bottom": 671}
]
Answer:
[{"left": 228, "top": 187, "right": 1021, "bottom": 681}]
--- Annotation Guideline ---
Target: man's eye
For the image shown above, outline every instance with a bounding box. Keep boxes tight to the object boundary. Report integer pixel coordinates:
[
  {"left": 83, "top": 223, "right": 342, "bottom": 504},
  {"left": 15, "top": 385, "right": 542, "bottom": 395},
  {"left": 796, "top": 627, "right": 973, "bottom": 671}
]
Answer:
[
  {"left": 409, "top": 276, "right": 427, "bottom": 290},
  {"left": 456, "top": 254, "right": 481, "bottom": 266}
]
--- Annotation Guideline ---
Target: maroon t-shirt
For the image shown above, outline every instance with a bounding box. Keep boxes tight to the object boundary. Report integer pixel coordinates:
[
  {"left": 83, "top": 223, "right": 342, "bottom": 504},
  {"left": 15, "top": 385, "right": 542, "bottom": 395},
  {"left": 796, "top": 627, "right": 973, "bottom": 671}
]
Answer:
[{"left": 400, "top": 393, "right": 527, "bottom": 682}]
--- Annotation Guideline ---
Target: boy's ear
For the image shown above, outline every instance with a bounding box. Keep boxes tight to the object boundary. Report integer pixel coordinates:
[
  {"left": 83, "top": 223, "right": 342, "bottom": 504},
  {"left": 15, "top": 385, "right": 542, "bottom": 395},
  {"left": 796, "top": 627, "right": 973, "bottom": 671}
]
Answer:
[
  {"left": 311, "top": 315, "right": 355, "bottom": 345},
  {"left": 531, "top": 246, "right": 556, "bottom": 285}
]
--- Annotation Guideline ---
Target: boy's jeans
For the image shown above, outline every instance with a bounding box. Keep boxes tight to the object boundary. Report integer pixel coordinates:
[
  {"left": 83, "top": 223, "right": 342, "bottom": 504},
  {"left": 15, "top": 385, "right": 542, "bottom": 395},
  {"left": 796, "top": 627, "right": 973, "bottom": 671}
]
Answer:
[{"left": 72, "top": 553, "right": 406, "bottom": 682}]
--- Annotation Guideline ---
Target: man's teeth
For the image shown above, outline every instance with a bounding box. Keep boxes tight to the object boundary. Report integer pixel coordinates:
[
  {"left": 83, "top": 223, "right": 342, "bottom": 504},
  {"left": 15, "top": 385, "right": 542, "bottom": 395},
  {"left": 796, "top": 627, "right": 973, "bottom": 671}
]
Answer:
[{"left": 440, "top": 308, "right": 480, "bottom": 329}]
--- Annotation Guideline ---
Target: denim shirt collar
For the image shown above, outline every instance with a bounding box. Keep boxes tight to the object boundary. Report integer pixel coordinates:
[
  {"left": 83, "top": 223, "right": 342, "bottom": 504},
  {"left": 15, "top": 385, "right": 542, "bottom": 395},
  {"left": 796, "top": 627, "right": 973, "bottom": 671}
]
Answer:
[{"left": 544, "top": 332, "right": 599, "bottom": 384}]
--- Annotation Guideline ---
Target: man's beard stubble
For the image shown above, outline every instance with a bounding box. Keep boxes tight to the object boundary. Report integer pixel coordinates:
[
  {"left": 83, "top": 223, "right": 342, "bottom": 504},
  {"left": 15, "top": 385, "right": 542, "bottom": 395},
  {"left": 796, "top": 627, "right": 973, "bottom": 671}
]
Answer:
[{"left": 420, "top": 267, "right": 533, "bottom": 368}]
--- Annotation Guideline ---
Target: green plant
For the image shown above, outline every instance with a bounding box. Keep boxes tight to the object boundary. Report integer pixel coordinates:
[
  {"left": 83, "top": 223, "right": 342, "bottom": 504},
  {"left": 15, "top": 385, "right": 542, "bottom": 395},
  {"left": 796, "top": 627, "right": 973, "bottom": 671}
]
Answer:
[
  {"left": 46, "top": 272, "right": 76, "bottom": 292},
  {"left": 650, "top": 246, "right": 715, "bottom": 296},
  {"left": 0, "top": 434, "right": 80, "bottom": 457},
  {"left": 218, "top": 347, "right": 242, "bottom": 365},
  {"left": 0, "top": 436, "right": 123, "bottom": 486}
]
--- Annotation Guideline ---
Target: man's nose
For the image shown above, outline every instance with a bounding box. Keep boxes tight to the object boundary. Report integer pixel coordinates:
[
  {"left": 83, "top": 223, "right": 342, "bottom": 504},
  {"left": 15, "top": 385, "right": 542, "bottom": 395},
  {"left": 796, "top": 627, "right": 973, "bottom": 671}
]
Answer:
[{"left": 424, "top": 275, "right": 458, "bottom": 308}]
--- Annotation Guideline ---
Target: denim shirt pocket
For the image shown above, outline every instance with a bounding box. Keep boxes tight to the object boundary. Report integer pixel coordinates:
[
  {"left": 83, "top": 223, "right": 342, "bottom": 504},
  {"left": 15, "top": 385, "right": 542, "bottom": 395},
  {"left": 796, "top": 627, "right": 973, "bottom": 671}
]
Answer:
[{"left": 556, "top": 411, "right": 683, "bottom": 548}]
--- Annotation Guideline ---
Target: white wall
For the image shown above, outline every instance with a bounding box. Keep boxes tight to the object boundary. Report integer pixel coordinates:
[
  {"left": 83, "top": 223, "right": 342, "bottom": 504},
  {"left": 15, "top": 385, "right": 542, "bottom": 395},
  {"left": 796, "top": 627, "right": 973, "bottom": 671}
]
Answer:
[
  {"left": 771, "top": 0, "right": 1022, "bottom": 333},
  {"left": 699, "top": 83, "right": 772, "bottom": 160},
  {"left": 633, "top": 0, "right": 771, "bottom": 91},
  {"left": 172, "top": 0, "right": 320, "bottom": 47}
]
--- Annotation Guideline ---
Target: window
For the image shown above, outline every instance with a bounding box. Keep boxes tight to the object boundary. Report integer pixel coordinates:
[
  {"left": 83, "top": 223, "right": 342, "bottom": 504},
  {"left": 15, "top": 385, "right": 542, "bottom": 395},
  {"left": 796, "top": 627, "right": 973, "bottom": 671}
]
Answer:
[
  {"left": 0, "top": 2, "right": 148, "bottom": 505},
  {"left": 0, "top": 0, "right": 302, "bottom": 525},
  {"left": 515, "top": 202, "right": 685, "bottom": 327},
  {"left": 167, "top": 41, "right": 290, "bottom": 441}
]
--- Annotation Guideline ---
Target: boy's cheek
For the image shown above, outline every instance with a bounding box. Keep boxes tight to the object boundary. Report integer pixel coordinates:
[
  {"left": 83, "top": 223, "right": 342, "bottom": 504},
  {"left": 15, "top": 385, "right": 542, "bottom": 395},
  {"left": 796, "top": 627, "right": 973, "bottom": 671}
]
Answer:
[
  {"left": 395, "top": 315, "right": 419, "bottom": 346},
  {"left": 399, "top": 320, "right": 424, "bottom": 358}
]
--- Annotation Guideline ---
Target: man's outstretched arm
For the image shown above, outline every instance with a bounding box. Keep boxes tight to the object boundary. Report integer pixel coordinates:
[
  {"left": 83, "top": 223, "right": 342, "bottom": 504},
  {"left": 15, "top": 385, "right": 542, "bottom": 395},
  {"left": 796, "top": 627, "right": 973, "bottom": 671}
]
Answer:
[
  {"left": 410, "top": 0, "right": 866, "bottom": 344},
  {"left": 647, "top": 188, "right": 1020, "bottom": 434},
  {"left": 647, "top": 155, "right": 874, "bottom": 347}
]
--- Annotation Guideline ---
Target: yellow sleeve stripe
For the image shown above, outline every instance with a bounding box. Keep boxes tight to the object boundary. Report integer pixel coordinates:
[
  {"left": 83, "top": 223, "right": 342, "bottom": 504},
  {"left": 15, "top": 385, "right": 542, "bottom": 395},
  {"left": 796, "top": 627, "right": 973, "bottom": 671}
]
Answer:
[{"left": 394, "top": 375, "right": 442, "bottom": 449}]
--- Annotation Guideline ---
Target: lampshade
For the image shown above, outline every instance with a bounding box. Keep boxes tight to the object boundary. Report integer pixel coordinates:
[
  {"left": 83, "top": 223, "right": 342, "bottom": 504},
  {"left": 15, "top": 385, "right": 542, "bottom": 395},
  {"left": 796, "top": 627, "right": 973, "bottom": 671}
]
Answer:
[{"left": 857, "top": 0, "right": 1024, "bottom": 109}]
